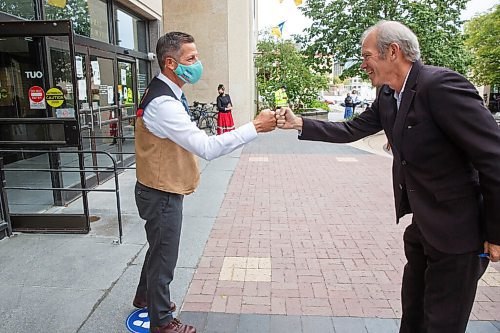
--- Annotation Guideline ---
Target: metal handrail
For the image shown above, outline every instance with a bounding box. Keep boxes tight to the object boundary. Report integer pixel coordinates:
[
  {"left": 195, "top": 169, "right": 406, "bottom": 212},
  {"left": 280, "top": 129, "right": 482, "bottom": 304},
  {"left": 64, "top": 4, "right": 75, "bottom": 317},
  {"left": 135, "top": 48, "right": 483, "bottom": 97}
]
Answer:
[{"left": 0, "top": 149, "right": 124, "bottom": 243}]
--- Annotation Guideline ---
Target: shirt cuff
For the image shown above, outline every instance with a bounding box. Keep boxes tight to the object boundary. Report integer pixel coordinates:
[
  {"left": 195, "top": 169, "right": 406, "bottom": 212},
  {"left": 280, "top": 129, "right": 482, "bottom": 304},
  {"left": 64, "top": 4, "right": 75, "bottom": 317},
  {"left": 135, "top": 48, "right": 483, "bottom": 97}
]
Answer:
[{"left": 239, "top": 122, "right": 258, "bottom": 142}]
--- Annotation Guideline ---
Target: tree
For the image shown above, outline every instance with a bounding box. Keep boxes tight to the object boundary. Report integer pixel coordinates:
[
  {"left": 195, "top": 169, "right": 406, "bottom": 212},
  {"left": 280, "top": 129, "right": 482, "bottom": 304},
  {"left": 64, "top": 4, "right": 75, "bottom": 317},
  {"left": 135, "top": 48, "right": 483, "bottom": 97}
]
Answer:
[
  {"left": 255, "top": 36, "right": 328, "bottom": 109},
  {"left": 45, "top": 0, "right": 91, "bottom": 37},
  {"left": 0, "top": 1, "right": 36, "bottom": 20},
  {"left": 297, "top": 0, "right": 471, "bottom": 78},
  {"left": 464, "top": 5, "right": 500, "bottom": 86}
]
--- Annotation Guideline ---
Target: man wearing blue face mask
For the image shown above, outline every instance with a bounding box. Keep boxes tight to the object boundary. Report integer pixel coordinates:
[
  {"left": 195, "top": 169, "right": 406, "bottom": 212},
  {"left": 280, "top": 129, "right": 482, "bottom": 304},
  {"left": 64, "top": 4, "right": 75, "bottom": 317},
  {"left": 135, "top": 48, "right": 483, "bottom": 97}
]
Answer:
[{"left": 133, "top": 31, "right": 277, "bottom": 333}]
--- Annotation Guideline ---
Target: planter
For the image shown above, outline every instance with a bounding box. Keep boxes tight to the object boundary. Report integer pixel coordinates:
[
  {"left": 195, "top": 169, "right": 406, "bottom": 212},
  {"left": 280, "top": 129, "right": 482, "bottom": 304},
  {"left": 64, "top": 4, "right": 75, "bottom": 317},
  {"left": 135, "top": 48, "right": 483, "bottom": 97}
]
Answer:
[{"left": 296, "top": 108, "right": 329, "bottom": 121}]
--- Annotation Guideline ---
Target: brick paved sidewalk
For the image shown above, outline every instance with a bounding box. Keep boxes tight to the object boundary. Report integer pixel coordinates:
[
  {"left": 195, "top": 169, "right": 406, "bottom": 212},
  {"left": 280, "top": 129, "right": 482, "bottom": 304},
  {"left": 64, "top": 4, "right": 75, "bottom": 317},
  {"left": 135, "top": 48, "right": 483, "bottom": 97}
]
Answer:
[{"left": 181, "top": 130, "right": 500, "bottom": 332}]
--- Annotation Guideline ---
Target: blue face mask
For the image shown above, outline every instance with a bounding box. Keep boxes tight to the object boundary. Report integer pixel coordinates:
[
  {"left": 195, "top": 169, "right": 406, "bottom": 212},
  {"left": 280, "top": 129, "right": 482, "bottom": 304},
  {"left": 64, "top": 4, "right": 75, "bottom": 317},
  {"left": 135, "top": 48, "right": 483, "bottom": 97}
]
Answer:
[{"left": 173, "top": 59, "right": 203, "bottom": 84}]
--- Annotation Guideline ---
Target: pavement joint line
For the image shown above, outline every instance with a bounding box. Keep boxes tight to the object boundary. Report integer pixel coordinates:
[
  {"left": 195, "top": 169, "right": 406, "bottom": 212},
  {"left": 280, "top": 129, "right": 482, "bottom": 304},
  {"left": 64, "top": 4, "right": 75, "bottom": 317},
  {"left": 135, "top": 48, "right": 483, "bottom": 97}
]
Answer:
[{"left": 75, "top": 242, "right": 147, "bottom": 333}]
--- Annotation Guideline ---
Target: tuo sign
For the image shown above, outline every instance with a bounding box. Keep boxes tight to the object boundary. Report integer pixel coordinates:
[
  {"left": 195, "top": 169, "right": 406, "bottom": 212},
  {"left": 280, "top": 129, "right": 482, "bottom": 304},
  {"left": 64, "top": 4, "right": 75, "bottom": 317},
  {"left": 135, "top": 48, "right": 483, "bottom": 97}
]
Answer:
[{"left": 25, "top": 71, "right": 43, "bottom": 79}]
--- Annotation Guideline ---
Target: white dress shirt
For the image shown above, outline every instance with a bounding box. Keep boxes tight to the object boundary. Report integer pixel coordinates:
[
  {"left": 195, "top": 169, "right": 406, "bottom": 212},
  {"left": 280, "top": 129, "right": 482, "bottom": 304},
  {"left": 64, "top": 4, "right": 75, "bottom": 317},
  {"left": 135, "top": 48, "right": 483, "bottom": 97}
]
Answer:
[
  {"left": 142, "top": 73, "right": 258, "bottom": 161},
  {"left": 394, "top": 65, "right": 413, "bottom": 110}
]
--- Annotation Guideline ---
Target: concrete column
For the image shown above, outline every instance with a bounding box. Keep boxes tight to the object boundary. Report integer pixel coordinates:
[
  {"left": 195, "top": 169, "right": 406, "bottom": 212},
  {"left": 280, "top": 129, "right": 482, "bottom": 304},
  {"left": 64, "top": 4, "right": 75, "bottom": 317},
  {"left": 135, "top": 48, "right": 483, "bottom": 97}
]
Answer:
[{"left": 162, "top": 0, "right": 256, "bottom": 126}]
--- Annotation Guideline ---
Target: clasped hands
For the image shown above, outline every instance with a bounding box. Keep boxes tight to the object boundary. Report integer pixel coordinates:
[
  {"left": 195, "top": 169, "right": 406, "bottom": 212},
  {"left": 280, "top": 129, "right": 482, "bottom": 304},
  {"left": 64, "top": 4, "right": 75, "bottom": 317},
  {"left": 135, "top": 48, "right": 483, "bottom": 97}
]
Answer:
[{"left": 253, "top": 107, "right": 301, "bottom": 133}]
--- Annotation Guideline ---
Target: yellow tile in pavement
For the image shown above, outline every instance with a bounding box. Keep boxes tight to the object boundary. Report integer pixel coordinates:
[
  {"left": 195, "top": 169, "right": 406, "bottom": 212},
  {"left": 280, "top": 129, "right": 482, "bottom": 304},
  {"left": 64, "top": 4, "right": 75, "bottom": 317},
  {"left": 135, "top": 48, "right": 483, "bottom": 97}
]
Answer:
[
  {"left": 246, "top": 268, "right": 271, "bottom": 282},
  {"left": 247, "top": 257, "right": 260, "bottom": 269},
  {"left": 223, "top": 257, "right": 247, "bottom": 268},
  {"left": 258, "top": 258, "right": 272, "bottom": 269},
  {"left": 232, "top": 268, "right": 246, "bottom": 281},
  {"left": 219, "top": 257, "right": 272, "bottom": 281},
  {"left": 336, "top": 157, "right": 358, "bottom": 162},
  {"left": 219, "top": 267, "right": 233, "bottom": 281},
  {"left": 249, "top": 156, "right": 269, "bottom": 162}
]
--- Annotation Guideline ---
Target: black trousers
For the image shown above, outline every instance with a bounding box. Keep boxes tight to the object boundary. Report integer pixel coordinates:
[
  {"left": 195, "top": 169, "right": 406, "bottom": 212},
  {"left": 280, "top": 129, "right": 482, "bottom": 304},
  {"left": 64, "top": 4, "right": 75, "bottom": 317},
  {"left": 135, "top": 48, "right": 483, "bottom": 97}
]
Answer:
[
  {"left": 400, "top": 222, "right": 489, "bottom": 333},
  {"left": 134, "top": 182, "right": 184, "bottom": 327}
]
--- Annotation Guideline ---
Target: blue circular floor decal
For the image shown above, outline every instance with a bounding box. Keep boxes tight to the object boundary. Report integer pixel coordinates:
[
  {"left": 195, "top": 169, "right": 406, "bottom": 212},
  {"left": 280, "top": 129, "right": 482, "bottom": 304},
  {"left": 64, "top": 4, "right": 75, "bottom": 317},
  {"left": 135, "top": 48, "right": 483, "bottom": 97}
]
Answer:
[{"left": 126, "top": 308, "right": 150, "bottom": 333}]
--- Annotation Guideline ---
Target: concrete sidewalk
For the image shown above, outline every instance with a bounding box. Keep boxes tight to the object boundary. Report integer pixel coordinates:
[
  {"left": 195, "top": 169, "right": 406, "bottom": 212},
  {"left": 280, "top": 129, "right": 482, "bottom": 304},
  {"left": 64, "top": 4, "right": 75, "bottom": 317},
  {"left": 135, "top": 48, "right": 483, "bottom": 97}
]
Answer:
[
  {"left": 0, "top": 127, "right": 499, "bottom": 333},
  {"left": 0, "top": 148, "right": 242, "bottom": 332}
]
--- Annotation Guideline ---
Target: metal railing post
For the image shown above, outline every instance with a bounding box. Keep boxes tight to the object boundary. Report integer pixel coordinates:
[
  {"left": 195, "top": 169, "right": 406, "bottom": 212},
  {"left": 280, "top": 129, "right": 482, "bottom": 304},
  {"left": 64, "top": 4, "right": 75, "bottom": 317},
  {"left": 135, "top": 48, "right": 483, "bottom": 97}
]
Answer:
[
  {"left": 0, "top": 157, "right": 12, "bottom": 236},
  {"left": 0, "top": 149, "right": 128, "bottom": 243}
]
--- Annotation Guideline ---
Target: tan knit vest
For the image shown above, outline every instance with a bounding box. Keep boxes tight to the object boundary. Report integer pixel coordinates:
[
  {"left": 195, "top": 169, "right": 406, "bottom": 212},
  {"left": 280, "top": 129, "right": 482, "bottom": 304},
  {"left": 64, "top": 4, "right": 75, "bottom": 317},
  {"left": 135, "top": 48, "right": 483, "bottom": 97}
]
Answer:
[{"left": 135, "top": 117, "right": 200, "bottom": 195}]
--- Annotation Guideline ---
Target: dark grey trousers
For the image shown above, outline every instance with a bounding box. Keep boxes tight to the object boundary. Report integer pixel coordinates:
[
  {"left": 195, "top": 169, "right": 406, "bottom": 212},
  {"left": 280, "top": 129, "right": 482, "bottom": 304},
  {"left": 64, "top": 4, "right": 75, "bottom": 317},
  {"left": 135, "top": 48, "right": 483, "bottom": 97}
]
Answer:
[
  {"left": 134, "top": 181, "right": 184, "bottom": 327},
  {"left": 400, "top": 222, "right": 489, "bottom": 333}
]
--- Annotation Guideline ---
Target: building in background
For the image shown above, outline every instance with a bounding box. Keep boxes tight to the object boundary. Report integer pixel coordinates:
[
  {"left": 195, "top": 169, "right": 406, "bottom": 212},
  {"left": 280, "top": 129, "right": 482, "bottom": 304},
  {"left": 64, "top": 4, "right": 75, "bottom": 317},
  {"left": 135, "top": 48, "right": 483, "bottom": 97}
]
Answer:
[
  {"left": 0, "top": 0, "right": 259, "bottom": 237},
  {"left": 324, "top": 60, "right": 376, "bottom": 103},
  {"left": 163, "top": 0, "right": 258, "bottom": 126}
]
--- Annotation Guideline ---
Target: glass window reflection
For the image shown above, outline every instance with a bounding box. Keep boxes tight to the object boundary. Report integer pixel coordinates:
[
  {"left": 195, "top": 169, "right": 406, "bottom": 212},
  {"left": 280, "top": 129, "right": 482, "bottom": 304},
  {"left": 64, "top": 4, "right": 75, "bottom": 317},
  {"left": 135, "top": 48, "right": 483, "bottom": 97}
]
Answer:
[
  {"left": 0, "top": 0, "right": 36, "bottom": 20},
  {"left": 44, "top": 0, "right": 109, "bottom": 43},
  {"left": 115, "top": 8, "right": 147, "bottom": 52}
]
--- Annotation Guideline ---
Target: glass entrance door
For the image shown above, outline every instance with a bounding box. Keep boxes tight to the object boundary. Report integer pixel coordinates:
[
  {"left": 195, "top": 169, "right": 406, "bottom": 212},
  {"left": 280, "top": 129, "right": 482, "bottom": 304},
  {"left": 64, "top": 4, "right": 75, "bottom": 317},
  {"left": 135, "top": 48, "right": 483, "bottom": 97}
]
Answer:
[
  {"left": 0, "top": 34, "right": 79, "bottom": 210},
  {"left": 0, "top": 20, "right": 88, "bottom": 233},
  {"left": 117, "top": 60, "right": 136, "bottom": 161},
  {"left": 76, "top": 47, "right": 121, "bottom": 182}
]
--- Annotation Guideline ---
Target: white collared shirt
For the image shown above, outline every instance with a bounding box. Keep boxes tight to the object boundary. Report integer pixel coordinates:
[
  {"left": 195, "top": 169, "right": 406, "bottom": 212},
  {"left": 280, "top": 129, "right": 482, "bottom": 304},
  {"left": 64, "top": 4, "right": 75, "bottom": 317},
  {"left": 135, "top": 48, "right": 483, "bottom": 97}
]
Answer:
[
  {"left": 142, "top": 73, "right": 257, "bottom": 161},
  {"left": 394, "top": 65, "right": 413, "bottom": 110}
]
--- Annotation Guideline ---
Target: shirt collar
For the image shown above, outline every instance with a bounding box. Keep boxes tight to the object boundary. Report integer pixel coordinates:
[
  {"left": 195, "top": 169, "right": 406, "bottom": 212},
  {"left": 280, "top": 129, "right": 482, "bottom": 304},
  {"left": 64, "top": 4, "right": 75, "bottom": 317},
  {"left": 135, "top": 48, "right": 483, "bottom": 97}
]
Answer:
[
  {"left": 394, "top": 65, "right": 413, "bottom": 104},
  {"left": 157, "top": 72, "right": 183, "bottom": 100}
]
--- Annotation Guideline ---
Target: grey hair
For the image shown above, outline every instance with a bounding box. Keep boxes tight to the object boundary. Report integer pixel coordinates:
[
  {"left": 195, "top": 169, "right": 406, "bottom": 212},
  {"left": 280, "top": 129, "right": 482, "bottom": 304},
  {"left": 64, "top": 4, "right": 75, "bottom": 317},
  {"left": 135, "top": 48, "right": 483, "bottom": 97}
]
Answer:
[
  {"left": 361, "top": 21, "right": 420, "bottom": 62},
  {"left": 156, "top": 32, "right": 195, "bottom": 70}
]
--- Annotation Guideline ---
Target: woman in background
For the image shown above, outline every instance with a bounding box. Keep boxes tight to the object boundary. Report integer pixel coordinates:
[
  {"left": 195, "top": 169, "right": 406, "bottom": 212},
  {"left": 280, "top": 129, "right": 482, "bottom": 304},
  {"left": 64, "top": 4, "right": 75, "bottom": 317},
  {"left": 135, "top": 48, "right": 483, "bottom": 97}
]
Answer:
[{"left": 216, "top": 84, "right": 235, "bottom": 134}]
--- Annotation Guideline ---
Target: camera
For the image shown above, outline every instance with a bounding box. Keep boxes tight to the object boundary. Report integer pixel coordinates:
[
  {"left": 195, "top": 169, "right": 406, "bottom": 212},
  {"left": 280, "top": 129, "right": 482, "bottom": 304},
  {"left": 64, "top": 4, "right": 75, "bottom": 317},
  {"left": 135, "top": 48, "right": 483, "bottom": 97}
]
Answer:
[{"left": 147, "top": 52, "right": 156, "bottom": 61}]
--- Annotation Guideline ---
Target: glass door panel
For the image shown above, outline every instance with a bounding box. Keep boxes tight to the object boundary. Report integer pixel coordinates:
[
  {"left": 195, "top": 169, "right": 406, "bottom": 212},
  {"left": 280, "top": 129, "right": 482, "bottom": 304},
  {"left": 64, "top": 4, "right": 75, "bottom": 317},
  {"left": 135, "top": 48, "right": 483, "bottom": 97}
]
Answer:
[
  {"left": 1, "top": 36, "right": 57, "bottom": 210},
  {"left": 118, "top": 60, "right": 135, "bottom": 158},
  {"left": 88, "top": 54, "right": 120, "bottom": 172}
]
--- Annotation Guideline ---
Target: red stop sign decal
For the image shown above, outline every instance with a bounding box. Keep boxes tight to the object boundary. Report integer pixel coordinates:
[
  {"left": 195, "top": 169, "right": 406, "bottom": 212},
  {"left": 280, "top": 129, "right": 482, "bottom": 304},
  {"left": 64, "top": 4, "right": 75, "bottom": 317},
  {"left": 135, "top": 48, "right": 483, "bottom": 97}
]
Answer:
[{"left": 28, "top": 86, "right": 45, "bottom": 103}]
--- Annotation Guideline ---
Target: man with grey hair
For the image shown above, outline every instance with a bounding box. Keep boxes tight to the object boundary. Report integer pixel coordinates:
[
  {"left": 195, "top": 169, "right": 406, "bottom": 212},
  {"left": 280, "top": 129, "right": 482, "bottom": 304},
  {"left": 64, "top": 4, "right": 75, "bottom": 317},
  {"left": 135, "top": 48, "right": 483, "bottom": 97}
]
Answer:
[
  {"left": 277, "top": 20, "right": 500, "bottom": 332},
  {"left": 133, "top": 31, "right": 277, "bottom": 333}
]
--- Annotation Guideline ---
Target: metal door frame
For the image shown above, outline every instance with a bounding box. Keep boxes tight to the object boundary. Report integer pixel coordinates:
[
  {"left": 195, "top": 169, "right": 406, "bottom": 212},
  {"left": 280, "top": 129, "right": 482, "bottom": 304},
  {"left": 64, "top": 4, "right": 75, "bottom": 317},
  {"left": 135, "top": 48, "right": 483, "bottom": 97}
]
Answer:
[
  {"left": 76, "top": 46, "right": 121, "bottom": 183},
  {"left": 0, "top": 20, "right": 90, "bottom": 233}
]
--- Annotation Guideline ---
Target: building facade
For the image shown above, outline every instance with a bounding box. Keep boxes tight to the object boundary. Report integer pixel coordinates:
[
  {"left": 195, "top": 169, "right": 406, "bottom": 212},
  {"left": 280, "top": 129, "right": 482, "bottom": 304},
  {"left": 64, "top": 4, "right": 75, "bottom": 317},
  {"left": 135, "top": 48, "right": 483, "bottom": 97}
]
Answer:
[
  {"left": 0, "top": 0, "right": 258, "bottom": 237},
  {"left": 162, "top": 0, "right": 258, "bottom": 126}
]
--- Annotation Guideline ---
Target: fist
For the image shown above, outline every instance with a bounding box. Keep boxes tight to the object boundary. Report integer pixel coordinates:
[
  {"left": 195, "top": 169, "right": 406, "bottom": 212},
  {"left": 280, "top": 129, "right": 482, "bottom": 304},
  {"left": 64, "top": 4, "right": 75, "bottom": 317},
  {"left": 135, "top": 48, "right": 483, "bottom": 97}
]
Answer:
[
  {"left": 253, "top": 109, "right": 277, "bottom": 133},
  {"left": 276, "top": 107, "right": 299, "bottom": 130}
]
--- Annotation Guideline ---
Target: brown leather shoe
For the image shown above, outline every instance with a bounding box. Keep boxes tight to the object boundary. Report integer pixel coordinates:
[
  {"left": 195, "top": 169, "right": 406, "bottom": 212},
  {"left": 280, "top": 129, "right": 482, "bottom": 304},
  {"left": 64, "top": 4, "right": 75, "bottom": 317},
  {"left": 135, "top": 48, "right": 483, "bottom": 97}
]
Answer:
[
  {"left": 132, "top": 295, "right": 176, "bottom": 312},
  {"left": 132, "top": 294, "right": 147, "bottom": 308},
  {"left": 151, "top": 318, "right": 196, "bottom": 333}
]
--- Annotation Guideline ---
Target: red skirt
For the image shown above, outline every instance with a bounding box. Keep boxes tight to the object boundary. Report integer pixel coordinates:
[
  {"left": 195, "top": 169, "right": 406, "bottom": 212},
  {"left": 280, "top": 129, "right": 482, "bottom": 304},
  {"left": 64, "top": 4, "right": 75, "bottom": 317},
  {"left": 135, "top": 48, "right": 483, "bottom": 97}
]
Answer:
[{"left": 217, "top": 111, "right": 235, "bottom": 135}]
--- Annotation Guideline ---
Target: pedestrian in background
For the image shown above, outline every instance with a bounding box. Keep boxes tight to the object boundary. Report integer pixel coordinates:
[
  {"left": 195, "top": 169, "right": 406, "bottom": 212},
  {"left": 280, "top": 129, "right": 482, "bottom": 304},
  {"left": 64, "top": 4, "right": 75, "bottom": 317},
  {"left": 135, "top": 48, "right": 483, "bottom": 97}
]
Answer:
[
  {"left": 133, "top": 31, "right": 277, "bottom": 333},
  {"left": 277, "top": 20, "right": 500, "bottom": 333},
  {"left": 351, "top": 89, "right": 361, "bottom": 114},
  {"left": 343, "top": 92, "right": 353, "bottom": 119},
  {"left": 216, "top": 84, "right": 235, "bottom": 134},
  {"left": 274, "top": 84, "right": 289, "bottom": 108}
]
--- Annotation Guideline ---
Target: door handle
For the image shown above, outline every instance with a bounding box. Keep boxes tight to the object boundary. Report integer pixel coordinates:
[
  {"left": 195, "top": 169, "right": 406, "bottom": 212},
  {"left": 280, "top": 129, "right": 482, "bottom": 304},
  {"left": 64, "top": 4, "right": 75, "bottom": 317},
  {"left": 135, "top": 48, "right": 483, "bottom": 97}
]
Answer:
[
  {"left": 97, "top": 109, "right": 102, "bottom": 128},
  {"left": 90, "top": 108, "right": 94, "bottom": 131}
]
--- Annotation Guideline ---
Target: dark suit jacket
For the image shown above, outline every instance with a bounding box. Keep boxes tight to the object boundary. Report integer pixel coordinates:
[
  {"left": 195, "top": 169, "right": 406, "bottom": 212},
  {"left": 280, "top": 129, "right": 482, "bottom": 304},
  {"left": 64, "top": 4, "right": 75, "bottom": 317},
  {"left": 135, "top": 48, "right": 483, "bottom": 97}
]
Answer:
[{"left": 300, "top": 60, "right": 500, "bottom": 254}]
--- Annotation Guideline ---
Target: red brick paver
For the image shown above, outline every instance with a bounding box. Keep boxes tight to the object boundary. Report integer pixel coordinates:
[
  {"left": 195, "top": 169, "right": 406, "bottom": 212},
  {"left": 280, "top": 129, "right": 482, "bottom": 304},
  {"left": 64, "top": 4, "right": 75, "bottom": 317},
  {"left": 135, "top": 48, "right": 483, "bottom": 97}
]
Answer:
[{"left": 183, "top": 147, "right": 500, "bottom": 320}]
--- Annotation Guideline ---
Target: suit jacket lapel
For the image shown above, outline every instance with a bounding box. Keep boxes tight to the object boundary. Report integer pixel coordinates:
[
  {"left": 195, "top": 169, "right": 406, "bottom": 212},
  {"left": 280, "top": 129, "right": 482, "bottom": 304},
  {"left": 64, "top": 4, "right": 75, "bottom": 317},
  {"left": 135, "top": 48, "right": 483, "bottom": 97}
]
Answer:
[
  {"left": 383, "top": 86, "right": 397, "bottom": 124},
  {"left": 393, "top": 61, "right": 422, "bottom": 147},
  {"left": 381, "top": 86, "right": 397, "bottom": 143}
]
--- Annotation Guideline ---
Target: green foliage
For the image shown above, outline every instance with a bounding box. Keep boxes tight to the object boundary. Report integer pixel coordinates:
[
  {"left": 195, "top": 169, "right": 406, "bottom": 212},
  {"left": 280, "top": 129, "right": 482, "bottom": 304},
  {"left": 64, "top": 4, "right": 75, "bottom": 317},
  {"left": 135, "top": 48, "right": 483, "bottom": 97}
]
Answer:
[
  {"left": 0, "top": 0, "right": 92, "bottom": 36},
  {"left": 308, "top": 99, "right": 329, "bottom": 110},
  {"left": 255, "top": 37, "right": 329, "bottom": 109},
  {"left": 45, "top": 0, "right": 91, "bottom": 37},
  {"left": 331, "top": 76, "right": 342, "bottom": 85},
  {"left": 0, "top": 0, "right": 36, "bottom": 20},
  {"left": 297, "top": 0, "right": 472, "bottom": 78},
  {"left": 464, "top": 5, "right": 500, "bottom": 86}
]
